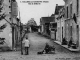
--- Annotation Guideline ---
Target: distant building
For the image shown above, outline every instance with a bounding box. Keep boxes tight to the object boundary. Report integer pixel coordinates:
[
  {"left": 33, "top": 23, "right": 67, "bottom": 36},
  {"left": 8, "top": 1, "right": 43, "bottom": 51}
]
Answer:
[
  {"left": 57, "top": 7, "right": 65, "bottom": 43},
  {"left": 40, "top": 17, "right": 55, "bottom": 37},
  {"left": 50, "top": 4, "right": 64, "bottom": 40}
]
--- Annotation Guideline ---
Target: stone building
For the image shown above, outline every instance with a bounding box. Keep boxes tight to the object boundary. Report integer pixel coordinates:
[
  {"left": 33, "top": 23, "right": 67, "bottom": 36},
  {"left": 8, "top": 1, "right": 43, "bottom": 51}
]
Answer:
[
  {"left": 63, "top": 0, "right": 80, "bottom": 50},
  {"left": 54, "top": 4, "right": 64, "bottom": 41},
  {"left": 55, "top": 0, "right": 80, "bottom": 51}
]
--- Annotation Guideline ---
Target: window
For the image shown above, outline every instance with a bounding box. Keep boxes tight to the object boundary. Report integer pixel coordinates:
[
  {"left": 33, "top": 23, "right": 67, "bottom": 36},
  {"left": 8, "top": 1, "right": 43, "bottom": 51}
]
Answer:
[
  {"left": 9, "top": 18, "right": 11, "bottom": 20},
  {"left": 50, "top": 23, "right": 57, "bottom": 28},
  {"left": 67, "top": 6, "right": 68, "bottom": 18},
  {"left": 9, "top": 6, "right": 11, "bottom": 8},
  {"left": 70, "top": 26, "right": 72, "bottom": 37},
  {"left": 77, "top": 0, "right": 79, "bottom": 15},
  {"left": 70, "top": 3, "right": 72, "bottom": 18}
]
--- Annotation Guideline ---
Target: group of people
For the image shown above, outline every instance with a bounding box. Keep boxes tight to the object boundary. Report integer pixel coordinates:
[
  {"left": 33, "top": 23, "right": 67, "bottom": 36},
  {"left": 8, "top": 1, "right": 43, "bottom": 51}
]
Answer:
[
  {"left": 22, "top": 35, "right": 55, "bottom": 55},
  {"left": 37, "top": 43, "right": 55, "bottom": 54}
]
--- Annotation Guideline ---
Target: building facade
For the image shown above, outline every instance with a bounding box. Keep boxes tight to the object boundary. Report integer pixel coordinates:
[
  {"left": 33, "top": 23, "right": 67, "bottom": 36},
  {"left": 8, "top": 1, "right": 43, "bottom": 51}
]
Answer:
[
  {"left": 56, "top": 7, "right": 65, "bottom": 43},
  {"left": 40, "top": 17, "right": 54, "bottom": 37},
  {"left": 53, "top": 4, "right": 64, "bottom": 41},
  {"left": 55, "top": 0, "right": 80, "bottom": 50}
]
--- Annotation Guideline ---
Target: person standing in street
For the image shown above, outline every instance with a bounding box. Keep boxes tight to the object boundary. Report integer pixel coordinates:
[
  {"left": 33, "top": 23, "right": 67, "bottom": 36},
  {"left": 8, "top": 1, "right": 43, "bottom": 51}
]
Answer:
[{"left": 23, "top": 37, "right": 30, "bottom": 55}]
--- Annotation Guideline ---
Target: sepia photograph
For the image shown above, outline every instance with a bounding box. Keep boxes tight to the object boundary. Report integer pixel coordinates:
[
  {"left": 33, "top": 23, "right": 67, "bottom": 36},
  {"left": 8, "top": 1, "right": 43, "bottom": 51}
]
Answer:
[{"left": 0, "top": 0, "right": 80, "bottom": 60}]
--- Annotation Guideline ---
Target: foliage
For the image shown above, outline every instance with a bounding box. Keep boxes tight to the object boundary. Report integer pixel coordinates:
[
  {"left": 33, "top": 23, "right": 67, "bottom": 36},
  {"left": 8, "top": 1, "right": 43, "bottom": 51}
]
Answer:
[
  {"left": 0, "top": 0, "right": 7, "bottom": 42},
  {"left": 0, "top": 37, "right": 5, "bottom": 44},
  {"left": 0, "top": 0, "right": 5, "bottom": 20},
  {"left": 0, "top": 6, "right": 3, "bottom": 12},
  {"left": 0, "top": 13, "right": 6, "bottom": 20},
  {"left": 27, "top": 18, "right": 37, "bottom": 28},
  {"left": 0, "top": 23, "right": 7, "bottom": 30}
]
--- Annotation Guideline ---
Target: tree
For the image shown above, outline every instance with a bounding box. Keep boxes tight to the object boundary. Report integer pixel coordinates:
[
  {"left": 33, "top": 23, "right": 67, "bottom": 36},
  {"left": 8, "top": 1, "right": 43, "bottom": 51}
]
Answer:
[
  {"left": 0, "top": 0, "right": 7, "bottom": 44},
  {"left": 27, "top": 18, "right": 37, "bottom": 27},
  {"left": 0, "top": 0, "right": 3, "bottom": 5},
  {"left": 0, "top": 0, "right": 7, "bottom": 31}
]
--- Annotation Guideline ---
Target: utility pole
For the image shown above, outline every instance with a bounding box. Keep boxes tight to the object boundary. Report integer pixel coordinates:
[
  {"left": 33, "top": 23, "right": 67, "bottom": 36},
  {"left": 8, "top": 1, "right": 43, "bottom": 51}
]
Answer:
[
  {"left": 11, "top": 0, "right": 14, "bottom": 50},
  {"left": 20, "top": 22, "right": 23, "bottom": 55},
  {"left": 20, "top": 22, "right": 27, "bottom": 55},
  {"left": 19, "top": 5, "right": 27, "bottom": 55}
]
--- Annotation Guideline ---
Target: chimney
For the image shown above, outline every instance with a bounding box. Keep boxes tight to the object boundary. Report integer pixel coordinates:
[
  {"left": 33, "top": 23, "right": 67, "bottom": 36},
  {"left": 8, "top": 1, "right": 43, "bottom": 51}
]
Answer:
[{"left": 56, "top": 4, "right": 58, "bottom": 6}]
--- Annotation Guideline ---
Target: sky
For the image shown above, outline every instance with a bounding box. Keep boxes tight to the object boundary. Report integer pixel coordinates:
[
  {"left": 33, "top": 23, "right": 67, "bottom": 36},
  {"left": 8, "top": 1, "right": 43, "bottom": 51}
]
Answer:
[{"left": 16, "top": 0, "right": 65, "bottom": 25}]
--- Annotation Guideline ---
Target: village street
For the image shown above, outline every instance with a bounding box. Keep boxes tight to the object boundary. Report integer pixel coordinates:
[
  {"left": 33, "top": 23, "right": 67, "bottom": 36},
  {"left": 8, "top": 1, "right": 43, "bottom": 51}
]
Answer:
[{"left": 0, "top": 32, "right": 80, "bottom": 60}]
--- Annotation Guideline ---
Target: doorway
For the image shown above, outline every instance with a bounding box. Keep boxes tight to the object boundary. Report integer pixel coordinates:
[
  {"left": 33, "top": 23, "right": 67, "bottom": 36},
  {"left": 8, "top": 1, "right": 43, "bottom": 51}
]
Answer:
[{"left": 62, "top": 27, "right": 63, "bottom": 40}]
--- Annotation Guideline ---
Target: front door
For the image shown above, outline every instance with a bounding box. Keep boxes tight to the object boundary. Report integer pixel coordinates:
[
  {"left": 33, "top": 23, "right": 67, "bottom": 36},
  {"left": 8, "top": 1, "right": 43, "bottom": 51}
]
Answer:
[
  {"left": 77, "top": 25, "right": 79, "bottom": 47},
  {"left": 12, "top": 27, "right": 14, "bottom": 50}
]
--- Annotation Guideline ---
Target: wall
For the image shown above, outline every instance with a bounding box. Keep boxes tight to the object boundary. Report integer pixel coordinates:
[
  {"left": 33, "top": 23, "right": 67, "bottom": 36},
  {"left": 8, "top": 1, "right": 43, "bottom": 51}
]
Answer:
[
  {"left": 64, "top": 0, "right": 80, "bottom": 48},
  {"left": 78, "top": 0, "right": 80, "bottom": 49}
]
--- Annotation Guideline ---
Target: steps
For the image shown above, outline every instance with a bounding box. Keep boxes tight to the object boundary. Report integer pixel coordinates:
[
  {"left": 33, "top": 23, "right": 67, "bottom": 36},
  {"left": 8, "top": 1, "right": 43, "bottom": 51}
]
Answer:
[{"left": 54, "top": 41, "right": 80, "bottom": 52}]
